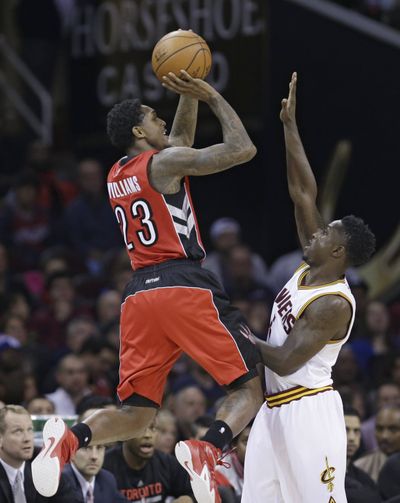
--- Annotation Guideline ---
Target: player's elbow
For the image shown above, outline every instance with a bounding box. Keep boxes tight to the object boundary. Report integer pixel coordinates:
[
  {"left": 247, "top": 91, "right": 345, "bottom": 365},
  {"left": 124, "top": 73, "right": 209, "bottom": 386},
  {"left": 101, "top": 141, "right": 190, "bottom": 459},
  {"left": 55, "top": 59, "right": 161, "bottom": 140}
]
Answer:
[
  {"left": 233, "top": 143, "right": 257, "bottom": 164},
  {"left": 243, "top": 143, "right": 257, "bottom": 162}
]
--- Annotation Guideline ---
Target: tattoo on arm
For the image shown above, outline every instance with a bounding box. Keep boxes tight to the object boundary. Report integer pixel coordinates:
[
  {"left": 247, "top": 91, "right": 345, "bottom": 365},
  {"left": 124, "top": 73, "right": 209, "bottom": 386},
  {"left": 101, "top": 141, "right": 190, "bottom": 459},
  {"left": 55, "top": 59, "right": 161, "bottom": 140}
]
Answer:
[{"left": 169, "top": 96, "right": 198, "bottom": 147}]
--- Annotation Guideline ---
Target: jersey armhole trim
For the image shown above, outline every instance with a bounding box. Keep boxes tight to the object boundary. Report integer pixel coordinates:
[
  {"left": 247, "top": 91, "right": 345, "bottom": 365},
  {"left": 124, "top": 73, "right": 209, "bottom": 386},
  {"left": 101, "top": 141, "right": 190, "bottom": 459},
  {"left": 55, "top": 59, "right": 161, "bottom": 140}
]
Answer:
[{"left": 296, "top": 292, "right": 354, "bottom": 344}]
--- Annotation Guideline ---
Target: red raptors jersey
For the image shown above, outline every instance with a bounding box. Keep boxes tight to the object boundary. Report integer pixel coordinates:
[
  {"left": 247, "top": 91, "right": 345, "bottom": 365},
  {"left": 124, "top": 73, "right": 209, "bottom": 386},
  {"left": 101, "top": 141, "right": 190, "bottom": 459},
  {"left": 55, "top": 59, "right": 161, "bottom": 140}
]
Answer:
[{"left": 107, "top": 149, "right": 205, "bottom": 270}]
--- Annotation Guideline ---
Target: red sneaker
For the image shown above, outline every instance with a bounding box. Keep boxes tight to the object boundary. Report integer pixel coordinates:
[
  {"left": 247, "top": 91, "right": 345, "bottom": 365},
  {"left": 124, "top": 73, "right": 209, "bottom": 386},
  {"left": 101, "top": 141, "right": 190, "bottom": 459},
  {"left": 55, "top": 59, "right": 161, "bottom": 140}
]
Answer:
[
  {"left": 32, "top": 417, "right": 78, "bottom": 497},
  {"left": 175, "top": 439, "right": 222, "bottom": 503}
]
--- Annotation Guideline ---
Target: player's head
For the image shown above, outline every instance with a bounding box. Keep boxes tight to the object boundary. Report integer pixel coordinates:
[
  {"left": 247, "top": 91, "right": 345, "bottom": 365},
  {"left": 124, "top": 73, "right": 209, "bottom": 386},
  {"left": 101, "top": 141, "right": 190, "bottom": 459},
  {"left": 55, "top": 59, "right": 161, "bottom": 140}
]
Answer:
[
  {"left": 107, "top": 99, "right": 169, "bottom": 152},
  {"left": 303, "top": 215, "right": 375, "bottom": 269},
  {"left": 343, "top": 405, "right": 361, "bottom": 463}
]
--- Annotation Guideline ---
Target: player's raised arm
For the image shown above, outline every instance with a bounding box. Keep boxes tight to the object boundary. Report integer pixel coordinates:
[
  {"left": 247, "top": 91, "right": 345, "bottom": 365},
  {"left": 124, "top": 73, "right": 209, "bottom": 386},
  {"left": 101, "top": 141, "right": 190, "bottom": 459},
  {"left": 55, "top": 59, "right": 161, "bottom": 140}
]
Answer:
[
  {"left": 280, "top": 72, "right": 324, "bottom": 249},
  {"left": 151, "top": 70, "right": 256, "bottom": 185},
  {"left": 168, "top": 92, "right": 198, "bottom": 147}
]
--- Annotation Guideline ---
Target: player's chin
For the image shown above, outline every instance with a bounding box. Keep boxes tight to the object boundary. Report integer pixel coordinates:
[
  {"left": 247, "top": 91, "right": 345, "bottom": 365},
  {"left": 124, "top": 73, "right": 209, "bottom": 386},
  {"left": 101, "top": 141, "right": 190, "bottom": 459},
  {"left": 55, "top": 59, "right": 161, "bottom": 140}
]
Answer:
[{"left": 302, "top": 253, "right": 310, "bottom": 264}]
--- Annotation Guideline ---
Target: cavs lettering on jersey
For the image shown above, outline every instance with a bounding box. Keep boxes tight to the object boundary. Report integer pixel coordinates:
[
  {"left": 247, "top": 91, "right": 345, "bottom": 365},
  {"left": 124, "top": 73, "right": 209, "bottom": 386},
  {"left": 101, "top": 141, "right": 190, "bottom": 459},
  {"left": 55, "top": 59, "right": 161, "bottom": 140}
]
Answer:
[
  {"left": 265, "top": 262, "right": 356, "bottom": 394},
  {"left": 107, "top": 149, "right": 205, "bottom": 270}
]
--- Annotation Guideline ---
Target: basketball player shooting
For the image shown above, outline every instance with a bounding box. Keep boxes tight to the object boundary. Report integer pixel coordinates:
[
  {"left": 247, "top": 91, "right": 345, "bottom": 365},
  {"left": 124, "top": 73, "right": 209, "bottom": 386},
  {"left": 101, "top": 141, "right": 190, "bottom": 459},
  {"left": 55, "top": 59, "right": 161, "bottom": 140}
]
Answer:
[
  {"left": 241, "top": 73, "right": 376, "bottom": 502},
  {"left": 32, "top": 71, "right": 263, "bottom": 503}
]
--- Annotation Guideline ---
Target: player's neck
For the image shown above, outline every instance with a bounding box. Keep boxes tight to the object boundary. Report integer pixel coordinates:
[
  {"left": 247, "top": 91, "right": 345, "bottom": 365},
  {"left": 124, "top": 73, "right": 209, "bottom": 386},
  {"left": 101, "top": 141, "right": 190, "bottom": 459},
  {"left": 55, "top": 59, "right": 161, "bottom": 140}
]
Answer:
[
  {"left": 126, "top": 144, "right": 156, "bottom": 157},
  {"left": 306, "top": 265, "right": 345, "bottom": 286}
]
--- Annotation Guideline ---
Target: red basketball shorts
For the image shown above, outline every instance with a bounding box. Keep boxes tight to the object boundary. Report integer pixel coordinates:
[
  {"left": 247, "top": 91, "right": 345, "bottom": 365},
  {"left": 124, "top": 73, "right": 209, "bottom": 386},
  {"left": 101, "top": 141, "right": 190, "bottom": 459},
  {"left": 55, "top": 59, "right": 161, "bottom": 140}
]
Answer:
[{"left": 117, "top": 259, "right": 259, "bottom": 406}]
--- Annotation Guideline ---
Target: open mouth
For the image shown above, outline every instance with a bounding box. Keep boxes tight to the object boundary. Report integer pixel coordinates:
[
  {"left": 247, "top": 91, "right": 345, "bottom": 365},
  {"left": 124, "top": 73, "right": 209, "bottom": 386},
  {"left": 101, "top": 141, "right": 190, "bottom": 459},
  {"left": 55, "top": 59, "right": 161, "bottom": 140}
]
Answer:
[{"left": 139, "top": 443, "right": 154, "bottom": 454}]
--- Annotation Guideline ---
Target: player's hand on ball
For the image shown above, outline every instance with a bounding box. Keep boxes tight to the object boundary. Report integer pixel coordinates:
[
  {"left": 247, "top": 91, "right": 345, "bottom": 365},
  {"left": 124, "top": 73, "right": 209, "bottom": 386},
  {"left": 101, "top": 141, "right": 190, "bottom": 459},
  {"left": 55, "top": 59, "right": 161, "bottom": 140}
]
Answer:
[
  {"left": 162, "top": 70, "right": 217, "bottom": 103},
  {"left": 280, "top": 72, "right": 297, "bottom": 125}
]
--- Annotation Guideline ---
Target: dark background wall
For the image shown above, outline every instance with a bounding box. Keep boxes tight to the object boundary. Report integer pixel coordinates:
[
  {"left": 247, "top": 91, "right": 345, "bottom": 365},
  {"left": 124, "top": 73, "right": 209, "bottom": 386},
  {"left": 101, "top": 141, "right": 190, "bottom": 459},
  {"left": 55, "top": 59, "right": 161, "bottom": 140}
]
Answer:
[{"left": 2, "top": 0, "right": 399, "bottom": 263}]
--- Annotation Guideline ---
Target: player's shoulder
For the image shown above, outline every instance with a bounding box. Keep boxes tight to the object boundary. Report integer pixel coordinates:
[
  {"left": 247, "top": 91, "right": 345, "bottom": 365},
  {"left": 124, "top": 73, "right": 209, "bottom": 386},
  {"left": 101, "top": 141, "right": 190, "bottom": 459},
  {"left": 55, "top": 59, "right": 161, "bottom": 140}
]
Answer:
[{"left": 305, "top": 294, "right": 352, "bottom": 323}]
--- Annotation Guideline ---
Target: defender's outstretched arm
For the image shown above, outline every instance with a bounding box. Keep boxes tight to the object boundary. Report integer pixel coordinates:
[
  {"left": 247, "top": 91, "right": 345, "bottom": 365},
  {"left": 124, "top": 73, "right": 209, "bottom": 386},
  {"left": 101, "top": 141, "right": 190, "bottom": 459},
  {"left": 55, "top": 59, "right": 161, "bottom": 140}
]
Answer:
[{"left": 280, "top": 73, "right": 324, "bottom": 249}]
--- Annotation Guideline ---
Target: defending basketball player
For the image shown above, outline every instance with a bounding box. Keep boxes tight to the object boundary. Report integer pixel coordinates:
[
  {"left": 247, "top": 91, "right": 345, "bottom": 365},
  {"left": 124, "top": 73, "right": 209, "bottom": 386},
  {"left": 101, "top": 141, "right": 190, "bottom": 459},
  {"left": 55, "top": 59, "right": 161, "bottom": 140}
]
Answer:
[
  {"left": 32, "top": 71, "right": 263, "bottom": 503},
  {"left": 241, "top": 73, "right": 376, "bottom": 502}
]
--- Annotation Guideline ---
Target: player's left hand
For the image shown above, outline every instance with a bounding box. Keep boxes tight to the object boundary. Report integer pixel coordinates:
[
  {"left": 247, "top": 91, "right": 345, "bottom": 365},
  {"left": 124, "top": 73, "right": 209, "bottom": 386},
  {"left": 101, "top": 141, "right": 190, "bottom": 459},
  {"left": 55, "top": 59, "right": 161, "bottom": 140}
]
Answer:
[
  {"left": 280, "top": 72, "right": 297, "bottom": 125},
  {"left": 162, "top": 70, "right": 218, "bottom": 103}
]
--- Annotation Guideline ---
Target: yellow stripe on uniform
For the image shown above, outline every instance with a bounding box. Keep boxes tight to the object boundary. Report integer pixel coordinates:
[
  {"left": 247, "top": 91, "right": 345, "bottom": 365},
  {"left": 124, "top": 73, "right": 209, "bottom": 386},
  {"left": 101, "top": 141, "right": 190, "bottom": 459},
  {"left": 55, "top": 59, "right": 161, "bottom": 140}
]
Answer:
[{"left": 266, "top": 385, "right": 333, "bottom": 408}]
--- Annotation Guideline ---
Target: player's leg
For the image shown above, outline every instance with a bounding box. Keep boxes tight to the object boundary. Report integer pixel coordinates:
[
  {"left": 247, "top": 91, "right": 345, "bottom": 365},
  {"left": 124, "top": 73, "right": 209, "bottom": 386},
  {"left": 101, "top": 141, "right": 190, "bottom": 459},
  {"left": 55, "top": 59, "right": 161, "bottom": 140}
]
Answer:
[
  {"left": 32, "top": 283, "right": 179, "bottom": 497},
  {"left": 275, "top": 390, "right": 347, "bottom": 502},
  {"left": 241, "top": 404, "right": 284, "bottom": 503},
  {"left": 158, "top": 265, "right": 263, "bottom": 503}
]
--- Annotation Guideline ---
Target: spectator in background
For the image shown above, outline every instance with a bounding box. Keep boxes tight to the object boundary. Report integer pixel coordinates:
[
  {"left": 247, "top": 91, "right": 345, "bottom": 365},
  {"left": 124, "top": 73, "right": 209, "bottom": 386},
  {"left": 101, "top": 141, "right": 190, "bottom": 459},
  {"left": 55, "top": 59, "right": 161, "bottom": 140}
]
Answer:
[
  {"left": 355, "top": 405, "right": 400, "bottom": 482},
  {"left": 26, "top": 396, "right": 55, "bottom": 415},
  {"left": 171, "top": 386, "right": 207, "bottom": 441},
  {"left": 0, "top": 405, "right": 74, "bottom": 502},
  {"left": 361, "top": 382, "right": 400, "bottom": 452},
  {"left": 202, "top": 217, "right": 269, "bottom": 288},
  {"left": 45, "top": 354, "right": 91, "bottom": 415},
  {"left": 65, "top": 317, "right": 99, "bottom": 354},
  {"left": 31, "top": 270, "right": 92, "bottom": 350},
  {"left": 95, "top": 290, "right": 121, "bottom": 332},
  {"left": 103, "top": 418, "right": 193, "bottom": 502},
  {"left": 154, "top": 409, "right": 177, "bottom": 455},
  {"left": 332, "top": 345, "right": 364, "bottom": 387},
  {"left": 223, "top": 245, "right": 274, "bottom": 308},
  {"left": 79, "top": 337, "right": 119, "bottom": 397},
  {"left": 63, "top": 159, "right": 122, "bottom": 275},
  {"left": 171, "top": 359, "right": 225, "bottom": 408},
  {"left": 0, "top": 172, "right": 57, "bottom": 272},
  {"left": 343, "top": 405, "right": 381, "bottom": 503},
  {"left": 63, "top": 408, "right": 127, "bottom": 503},
  {"left": 352, "top": 301, "right": 399, "bottom": 379}
]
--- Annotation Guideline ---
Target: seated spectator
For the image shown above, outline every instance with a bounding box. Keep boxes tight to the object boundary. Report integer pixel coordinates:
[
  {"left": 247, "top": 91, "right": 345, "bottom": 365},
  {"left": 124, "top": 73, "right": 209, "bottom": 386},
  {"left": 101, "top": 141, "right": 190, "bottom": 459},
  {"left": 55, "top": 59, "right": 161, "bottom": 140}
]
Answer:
[
  {"left": 96, "top": 290, "right": 121, "bottom": 331},
  {"left": 79, "top": 337, "right": 119, "bottom": 397},
  {"left": 154, "top": 409, "right": 178, "bottom": 455},
  {"left": 65, "top": 316, "right": 99, "bottom": 354},
  {"left": 361, "top": 382, "right": 400, "bottom": 452},
  {"left": 0, "top": 171, "right": 58, "bottom": 272},
  {"left": 344, "top": 405, "right": 381, "bottom": 502},
  {"left": 103, "top": 418, "right": 194, "bottom": 502},
  {"left": 45, "top": 354, "right": 91, "bottom": 415},
  {"left": 76, "top": 395, "right": 117, "bottom": 417},
  {"left": 355, "top": 405, "right": 400, "bottom": 482},
  {"left": 223, "top": 245, "right": 273, "bottom": 306},
  {"left": 63, "top": 408, "right": 127, "bottom": 502},
  {"left": 378, "top": 450, "right": 400, "bottom": 501},
  {"left": 31, "top": 270, "right": 93, "bottom": 350},
  {"left": 202, "top": 217, "right": 269, "bottom": 288},
  {"left": 25, "top": 396, "right": 55, "bottom": 415},
  {"left": 63, "top": 158, "right": 122, "bottom": 275},
  {"left": 171, "top": 359, "right": 225, "bottom": 408},
  {"left": 0, "top": 404, "right": 74, "bottom": 501},
  {"left": 171, "top": 386, "right": 207, "bottom": 441}
]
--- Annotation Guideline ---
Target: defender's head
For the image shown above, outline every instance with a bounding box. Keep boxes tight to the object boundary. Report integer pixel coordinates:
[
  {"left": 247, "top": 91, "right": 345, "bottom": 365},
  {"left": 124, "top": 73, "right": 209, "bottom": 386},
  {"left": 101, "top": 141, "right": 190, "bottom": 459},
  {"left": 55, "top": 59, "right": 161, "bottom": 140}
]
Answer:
[
  {"left": 107, "top": 99, "right": 169, "bottom": 152},
  {"left": 303, "top": 215, "right": 375, "bottom": 269}
]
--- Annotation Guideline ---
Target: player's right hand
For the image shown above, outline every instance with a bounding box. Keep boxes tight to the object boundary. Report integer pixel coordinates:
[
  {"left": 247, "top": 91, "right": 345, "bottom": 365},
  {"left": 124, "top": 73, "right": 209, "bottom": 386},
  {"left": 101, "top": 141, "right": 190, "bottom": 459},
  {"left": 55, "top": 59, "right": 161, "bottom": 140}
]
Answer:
[
  {"left": 280, "top": 72, "right": 297, "bottom": 125},
  {"left": 162, "top": 70, "right": 218, "bottom": 103}
]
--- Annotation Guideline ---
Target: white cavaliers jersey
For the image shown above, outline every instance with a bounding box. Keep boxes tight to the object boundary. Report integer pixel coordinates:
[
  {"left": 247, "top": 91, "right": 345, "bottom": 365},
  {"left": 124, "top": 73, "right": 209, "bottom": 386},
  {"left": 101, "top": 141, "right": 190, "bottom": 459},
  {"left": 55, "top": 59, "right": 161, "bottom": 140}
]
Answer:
[{"left": 265, "top": 262, "right": 356, "bottom": 393}]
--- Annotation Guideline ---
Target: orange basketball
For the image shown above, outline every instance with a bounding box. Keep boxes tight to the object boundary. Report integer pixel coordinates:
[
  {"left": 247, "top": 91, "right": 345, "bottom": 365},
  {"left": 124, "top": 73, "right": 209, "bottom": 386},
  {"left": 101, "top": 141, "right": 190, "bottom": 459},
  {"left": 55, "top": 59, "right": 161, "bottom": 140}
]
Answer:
[{"left": 152, "top": 30, "right": 212, "bottom": 81}]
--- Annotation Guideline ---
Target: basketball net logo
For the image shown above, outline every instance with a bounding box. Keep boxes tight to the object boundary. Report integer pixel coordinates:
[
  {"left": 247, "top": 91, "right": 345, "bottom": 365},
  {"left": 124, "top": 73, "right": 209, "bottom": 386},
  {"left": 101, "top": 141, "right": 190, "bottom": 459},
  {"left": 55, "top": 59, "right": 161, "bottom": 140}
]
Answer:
[{"left": 320, "top": 457, "right": 335, "bottom": 493}]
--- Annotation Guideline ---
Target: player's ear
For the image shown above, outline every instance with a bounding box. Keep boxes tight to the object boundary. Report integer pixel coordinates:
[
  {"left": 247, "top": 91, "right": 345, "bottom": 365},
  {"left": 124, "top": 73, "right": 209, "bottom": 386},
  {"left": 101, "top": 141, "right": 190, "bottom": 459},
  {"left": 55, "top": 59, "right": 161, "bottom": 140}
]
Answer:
[
  {"left": 132, "top": 126, "right": 146, "bottom": 139},
  {"left": 332, "top": 245, "right": 345, "bottom": 259}
]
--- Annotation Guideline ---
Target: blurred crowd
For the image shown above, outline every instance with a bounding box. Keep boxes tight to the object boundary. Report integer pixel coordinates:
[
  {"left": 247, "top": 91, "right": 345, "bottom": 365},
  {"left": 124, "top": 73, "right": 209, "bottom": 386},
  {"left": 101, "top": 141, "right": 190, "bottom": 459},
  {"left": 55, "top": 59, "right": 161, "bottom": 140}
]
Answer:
[{"left": 0, "top": 140, "right": 399, "bottom": 502}]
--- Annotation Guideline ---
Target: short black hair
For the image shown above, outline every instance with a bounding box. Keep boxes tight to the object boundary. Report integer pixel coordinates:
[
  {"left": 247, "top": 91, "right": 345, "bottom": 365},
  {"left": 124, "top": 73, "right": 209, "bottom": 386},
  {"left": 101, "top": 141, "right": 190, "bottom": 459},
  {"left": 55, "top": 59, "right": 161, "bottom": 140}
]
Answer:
[
  {"left": 343, "top": 404, "right": 360, "bottom": 418},
  {"left": 106, "top": 99, "right": 144, "bottom": 151},
  {"left": 341, "top": 215, "right": 376, "bottom": 267}
]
